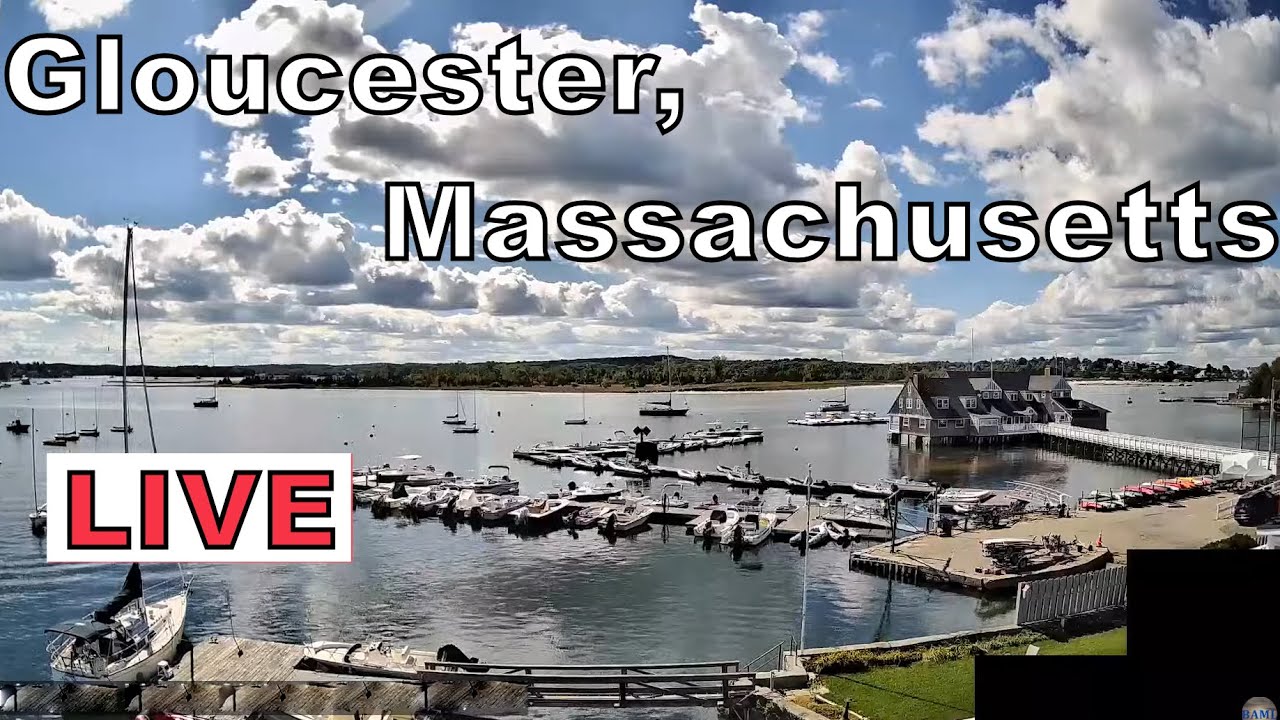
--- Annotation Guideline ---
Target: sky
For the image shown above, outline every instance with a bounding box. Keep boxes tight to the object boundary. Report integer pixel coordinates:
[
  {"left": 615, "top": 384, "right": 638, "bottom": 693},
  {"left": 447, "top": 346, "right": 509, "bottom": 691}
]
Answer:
[{"left": 3, "top": 0, "right": 1280, "bottom": 366}]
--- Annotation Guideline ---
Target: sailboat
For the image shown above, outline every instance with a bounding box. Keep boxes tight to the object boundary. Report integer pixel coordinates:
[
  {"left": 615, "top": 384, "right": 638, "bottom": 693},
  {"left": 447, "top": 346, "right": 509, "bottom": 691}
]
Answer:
[
  {"left": 194, "top": 351, "right": 219, "bottom": 408},
  {"left": 639, "top": 347, "right": 689, "bottom": 416},
  {"left": 565, "top": 392, "right": 588, "bottom": 425},
  {"left": 80, "top": 388, "right": 100, "bottom": 436},
  {"left": 452, "top": 391, "right": 480, "bottom": 434},
  {"left": 443, "top": 391, "right": 468, "bottom": 425},
  {"left": 46, "top": 222, "right": 190, "bottom": 682},
  {"left": 820, "top": 351, "right": 850, "bottom": 412},
  {"left": 53, "top": 392, "right": 79, "bottom": 442},
  {"left": 27, "top": 409, "right": 46, "bottom": 535}
]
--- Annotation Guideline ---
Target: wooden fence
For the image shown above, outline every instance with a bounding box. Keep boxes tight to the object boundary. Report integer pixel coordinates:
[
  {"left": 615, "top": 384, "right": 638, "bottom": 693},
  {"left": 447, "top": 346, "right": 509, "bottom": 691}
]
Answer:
[{"left": 1015, "top": 565, "right": 1127, "bottom": 626}]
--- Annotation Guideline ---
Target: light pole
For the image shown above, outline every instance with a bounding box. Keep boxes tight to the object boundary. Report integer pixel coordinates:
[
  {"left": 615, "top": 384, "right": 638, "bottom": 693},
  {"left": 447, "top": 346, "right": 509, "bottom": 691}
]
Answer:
[{"left": 800, "top": 463, "right": 812, "bottom": 653}]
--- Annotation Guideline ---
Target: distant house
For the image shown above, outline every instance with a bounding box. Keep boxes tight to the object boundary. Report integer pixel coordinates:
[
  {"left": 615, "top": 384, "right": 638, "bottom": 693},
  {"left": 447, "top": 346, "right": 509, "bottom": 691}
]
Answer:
[{"left": 887, "top": 368, "right": 1109, "bottom": 448}]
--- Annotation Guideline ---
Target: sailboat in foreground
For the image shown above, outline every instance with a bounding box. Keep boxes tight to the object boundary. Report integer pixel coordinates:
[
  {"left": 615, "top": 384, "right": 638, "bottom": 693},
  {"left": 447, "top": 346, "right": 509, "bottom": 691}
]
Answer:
[
  {"left": 46, "top": 563, "right": 189, "bottom": 681},
  {"left": 639, "top": 347, "right": 689, "bottom": 416},
  {"left": 46, "top": 222, "right": 191, "bottom": 682}
]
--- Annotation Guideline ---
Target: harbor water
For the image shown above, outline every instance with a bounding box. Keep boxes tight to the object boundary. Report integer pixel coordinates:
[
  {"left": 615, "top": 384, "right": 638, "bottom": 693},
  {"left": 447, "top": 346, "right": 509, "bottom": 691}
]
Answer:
[{"left": 0, "top": 379, "right": 1254, "bottom": 716}]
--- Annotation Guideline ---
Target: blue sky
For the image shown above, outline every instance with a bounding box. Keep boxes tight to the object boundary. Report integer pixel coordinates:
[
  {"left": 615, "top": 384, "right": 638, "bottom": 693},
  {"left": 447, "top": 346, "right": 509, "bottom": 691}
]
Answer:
[{"left": 3, "top": 0, "right": 1280, "bottom": 365}]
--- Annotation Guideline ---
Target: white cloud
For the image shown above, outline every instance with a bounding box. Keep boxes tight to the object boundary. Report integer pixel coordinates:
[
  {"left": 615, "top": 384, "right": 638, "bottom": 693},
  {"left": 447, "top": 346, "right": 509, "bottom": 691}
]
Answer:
[
  {"left": 30, "top": 0, "right": 129, "bottom": 30},
  {"left": 886, "top": 146, "right": 942, "bottom": 186},
  {"left": 852, "top": 97, "right": 884, "bottom": 110},
  {"left": 785, "top": 10, "right": 847, "bottom": 83},
  {"left": 1, "top": 189, "right": 90, "bottom": 281},
  {"left": 911, "top": 0, "right": 1280, "bottom": 364},
  {"left": 870, "top": 51, "right": 894, "bottom": 67},
  {"left": 215, "top": 132, "right": 304, "bottom": 197}
]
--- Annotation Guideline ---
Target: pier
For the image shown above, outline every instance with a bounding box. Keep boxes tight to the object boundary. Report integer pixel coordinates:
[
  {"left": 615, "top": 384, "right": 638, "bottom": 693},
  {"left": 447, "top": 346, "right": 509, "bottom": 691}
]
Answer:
[
  {"left": 1032, "top": 423, "right": 1275, "bottom": 475},
  {"left": 6, "top": 638, "right": 763, "bottom": 714}
]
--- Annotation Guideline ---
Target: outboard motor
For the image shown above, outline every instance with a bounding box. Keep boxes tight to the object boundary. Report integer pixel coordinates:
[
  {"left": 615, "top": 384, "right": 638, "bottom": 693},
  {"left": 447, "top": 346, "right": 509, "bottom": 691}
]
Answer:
[
  {"left": 730, "top": 523, "right": 744, "bottom": 550},
  {"left": 601, "top": 513, "right": 617, "bottom": 536}
]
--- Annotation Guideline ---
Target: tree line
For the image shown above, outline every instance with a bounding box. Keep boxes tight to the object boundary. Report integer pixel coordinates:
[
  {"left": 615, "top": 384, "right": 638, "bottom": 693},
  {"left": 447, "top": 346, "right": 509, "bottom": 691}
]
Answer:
[{"left": 0, "top": 354, "right": 1252, "bottom": 390}]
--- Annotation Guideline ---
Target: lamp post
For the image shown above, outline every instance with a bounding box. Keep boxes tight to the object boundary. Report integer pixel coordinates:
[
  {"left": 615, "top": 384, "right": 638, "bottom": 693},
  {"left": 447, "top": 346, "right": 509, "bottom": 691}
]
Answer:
[{"left": 800, "top": 463, "right": 813, "bottom": 653}]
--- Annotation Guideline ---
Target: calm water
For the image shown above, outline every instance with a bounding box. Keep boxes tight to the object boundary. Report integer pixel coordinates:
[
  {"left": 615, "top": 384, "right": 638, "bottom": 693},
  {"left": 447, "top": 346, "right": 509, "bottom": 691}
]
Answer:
[{"left": 0, "top": 378, "right": 1253, "bottom": 714}]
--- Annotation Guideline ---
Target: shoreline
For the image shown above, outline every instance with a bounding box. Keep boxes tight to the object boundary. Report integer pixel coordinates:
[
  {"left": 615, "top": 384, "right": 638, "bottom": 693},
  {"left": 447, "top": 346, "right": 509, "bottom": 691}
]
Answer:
[{"left": 119, "top": 379, "right": 902, "bottom": 393}]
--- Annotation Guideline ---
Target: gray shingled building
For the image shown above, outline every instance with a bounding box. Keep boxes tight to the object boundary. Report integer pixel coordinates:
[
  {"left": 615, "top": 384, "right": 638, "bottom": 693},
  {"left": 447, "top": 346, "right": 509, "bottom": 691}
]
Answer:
[{"left": 887, "top": 368, "right": 1109, "bottom": 448}]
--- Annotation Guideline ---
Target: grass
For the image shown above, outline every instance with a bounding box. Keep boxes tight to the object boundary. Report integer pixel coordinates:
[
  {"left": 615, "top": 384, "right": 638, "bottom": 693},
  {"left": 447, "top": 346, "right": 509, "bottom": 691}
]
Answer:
[{"left": 818, "top": 628, "right": 1126, "bottom": 720}]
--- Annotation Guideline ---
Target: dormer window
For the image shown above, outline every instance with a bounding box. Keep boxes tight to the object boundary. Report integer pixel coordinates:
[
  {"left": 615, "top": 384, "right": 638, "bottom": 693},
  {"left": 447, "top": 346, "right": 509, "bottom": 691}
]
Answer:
[
  {"left": 936, "top": 398, "right": 949, "bottom": 409},
  {"left": 963, "top": 397, "right": 977, "bottom": 409}
]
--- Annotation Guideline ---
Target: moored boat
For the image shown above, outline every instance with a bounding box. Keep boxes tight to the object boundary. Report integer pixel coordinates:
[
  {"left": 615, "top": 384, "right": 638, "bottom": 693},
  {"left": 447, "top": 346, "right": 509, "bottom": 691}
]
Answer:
[{"left": 46, "top": 564, "right": 189, "bottom": 682}]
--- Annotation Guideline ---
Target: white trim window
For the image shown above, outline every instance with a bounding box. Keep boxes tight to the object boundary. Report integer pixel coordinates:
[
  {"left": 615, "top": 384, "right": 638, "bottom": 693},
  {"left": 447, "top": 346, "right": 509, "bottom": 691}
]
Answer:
[
  {"left": 917, "top": 418, "right": 927, "bottom": 429},
  {"left": 962, "top": 396, "right": 977, "bottom": 409},
  {"left": 936, "top": 398, "right": 949, "bottom": 409}
]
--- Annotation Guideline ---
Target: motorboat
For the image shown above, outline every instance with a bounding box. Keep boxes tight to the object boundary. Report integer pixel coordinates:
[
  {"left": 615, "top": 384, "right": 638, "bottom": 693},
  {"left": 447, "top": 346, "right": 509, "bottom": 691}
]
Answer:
[
  {"left": 302, "top": 640, "right": 441, "bottom": 680},
  {"left": 447, "top": 466, "right": 519, "bottom": 495},
  {"left": 569, "top": 505, "right": 614, "bottom": 528},
  {"left": 675, "top": 468, "right": 703, "bottom": 481},
  {"left": 408, "top": 488, "right": 457, "bottom": 515},
  {"left": 110, "top": 424, "right": 133, "bottom": 433},
  {"left": 789, "top": 520, "right": 839, "bottom": 548},
  {"left": 600, "top": 504, "right": 653, "bottom": 535},
  {"left": 519, "top": 493, "right": 572, "bottom": 522},
  {"left": 569, "top": 483, "right": 623, "bottom": 501},
  {"left": 6, "top": 418, "right": 30, "bottom": 434},
  {"left": 354, "top": 486, "right": 392, "bottom": 506},
  {"left": 735, "top": 496, "right": 764, "bottom": 513},
  {"left": 42, "top": 437, "right": 67, "bottom": 447},
  {"left": 721, "top": 513, "right": 775, "bottom": 547},
  {"left": 374, "top": 456, "right": 430, "bottom": 483},
  {"left": 479, "top": 495, "right": 532, "bottom": 522},
  {"left": 692, "top": 508, "right": 740, "bottom": 539},
  {"left": 717, "top": 465, "right": 763, "bottom": 484},
  {"left": 850, "top": 481, "right": 894, "bottom": 497},
  {"left": 606, "top": 460, "right": 651, "bottom": 478},
  {"left": 937, "top": 488, "right": 996, "bottom": 504},
  {"left": 46, "top": 564, "right": 189, "bottom": 682},
  {"left": 453, "top": 489, "right": 497, "bottom": 517}
]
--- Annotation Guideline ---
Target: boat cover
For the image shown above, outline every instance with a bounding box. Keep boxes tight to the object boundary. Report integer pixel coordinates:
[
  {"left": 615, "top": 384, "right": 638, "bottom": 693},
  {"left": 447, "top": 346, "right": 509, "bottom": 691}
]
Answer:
[
  {"left": 46, "top": 619, "right": 117, "bottom": 642},
  {"left": 93, "top": 563, "right": 142, "bottom": 622}
]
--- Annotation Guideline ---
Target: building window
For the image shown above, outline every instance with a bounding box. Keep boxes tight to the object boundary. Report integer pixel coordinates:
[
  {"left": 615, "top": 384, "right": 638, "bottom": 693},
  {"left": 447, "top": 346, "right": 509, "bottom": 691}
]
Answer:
[
  {"left": 917, "top": 418, "right": 927, "bottom": 429},
  {"left": 935, "top": 398, "right": 949, "bottom": 409},
  {"left": 905, "top": 397, "right": 913, "bottom": 410},
  {"left": 962, "top": 397, "right": 977, "bottom": 409},
  {"left": 1022, "top": 391, "right": 1033, "bottom": 401},
  {"left": 1005, "top": 391, "right": 1018, "bottom": 401}
]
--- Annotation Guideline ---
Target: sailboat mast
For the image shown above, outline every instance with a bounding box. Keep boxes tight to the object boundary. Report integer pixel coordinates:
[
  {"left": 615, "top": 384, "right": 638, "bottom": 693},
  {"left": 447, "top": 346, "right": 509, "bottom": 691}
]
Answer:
[
  {"left": 840, "top": 351, "right": 847, "bottom": 403},
  {"left": 665, "top": 346, "right": 673, "bottom": 404},
  {"left": 121, "top": 225, "right": 132, "bottom": 454},
  {"left": 30, "top": 409, "right": 37, "bottom": 510}
]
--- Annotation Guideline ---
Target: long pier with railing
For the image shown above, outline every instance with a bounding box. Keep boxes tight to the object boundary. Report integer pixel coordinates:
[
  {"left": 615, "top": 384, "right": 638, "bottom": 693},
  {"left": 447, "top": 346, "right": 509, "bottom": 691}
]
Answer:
[{"left": 1031, "top": 423, "right": 1276, "bottom": 475}]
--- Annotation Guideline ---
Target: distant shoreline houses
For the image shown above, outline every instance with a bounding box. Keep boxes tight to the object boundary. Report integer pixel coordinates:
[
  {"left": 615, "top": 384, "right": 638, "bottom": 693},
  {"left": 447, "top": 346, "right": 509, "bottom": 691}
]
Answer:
[{"left": 887, "top": 368, "right": 1109, "bottom": 448}]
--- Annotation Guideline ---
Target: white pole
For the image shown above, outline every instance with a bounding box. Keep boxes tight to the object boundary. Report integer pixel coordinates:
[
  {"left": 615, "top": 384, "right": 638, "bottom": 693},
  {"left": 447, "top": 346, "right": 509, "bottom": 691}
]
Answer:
[{"left": 800, "top": 463, "right": 812, "bottom": 653}]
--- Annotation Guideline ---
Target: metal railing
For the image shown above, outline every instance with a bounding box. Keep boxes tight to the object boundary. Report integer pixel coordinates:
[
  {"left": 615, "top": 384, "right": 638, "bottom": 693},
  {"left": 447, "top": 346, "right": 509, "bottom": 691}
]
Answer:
[
  {"left": 745, "top": 640, "right": 787, "bottom": 672},
  {"left": 1032, "top": 423, "right": 1256, "bottom": 467}
]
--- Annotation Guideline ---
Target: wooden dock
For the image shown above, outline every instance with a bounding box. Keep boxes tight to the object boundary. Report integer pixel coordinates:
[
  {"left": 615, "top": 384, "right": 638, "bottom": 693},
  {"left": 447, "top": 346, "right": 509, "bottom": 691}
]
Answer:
[{"left": 6, "top": 637, "right": 759, "bottom": 714}]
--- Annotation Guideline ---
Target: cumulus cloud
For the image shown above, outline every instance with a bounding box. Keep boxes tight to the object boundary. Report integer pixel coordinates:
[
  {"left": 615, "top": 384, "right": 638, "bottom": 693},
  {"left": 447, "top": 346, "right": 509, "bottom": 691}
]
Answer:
[
  {"left": 785, "top": 10, "right": 847, "bottom": 83},
  {"left": 30, "top": 0, "right": 129, "bottom": 30},
  {"left": 887, "top": 146, "right": 942, "bottom": 186},
  {"left": 1, "top": 189, "right": 90, "bottom": 281},
  {"left": 914, "top": 0, "right": 1280, "bottom": 363},
  {"left": 851, "top": 97, "right": 884, "bottom": 110},
  {"left": 204, "top": 133, "right": 305, "bottom": 197}
]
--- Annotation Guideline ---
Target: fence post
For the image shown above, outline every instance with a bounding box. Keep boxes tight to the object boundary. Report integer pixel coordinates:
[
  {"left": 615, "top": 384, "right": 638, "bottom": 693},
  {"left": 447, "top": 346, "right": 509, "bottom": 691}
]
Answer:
[{"left": 620, "top": 668, "right": 627, "bottom": 706}]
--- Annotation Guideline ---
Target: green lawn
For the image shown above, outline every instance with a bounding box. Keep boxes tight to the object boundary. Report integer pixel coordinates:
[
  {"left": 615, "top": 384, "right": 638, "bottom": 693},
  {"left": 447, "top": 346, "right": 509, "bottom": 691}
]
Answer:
[{"left": 820, "top": 628, "right": 1126, "bottom": 720}]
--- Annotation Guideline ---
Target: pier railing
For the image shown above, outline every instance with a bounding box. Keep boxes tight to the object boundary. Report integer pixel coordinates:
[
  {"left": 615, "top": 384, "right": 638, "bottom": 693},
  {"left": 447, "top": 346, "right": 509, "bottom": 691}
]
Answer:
[
  {"left": 1032, "top": 423, "right": 1264, "bottom": 470},
  {"left": 357, "top": 660, "right": 757, "bottom": 708},
  {"left": 1015, "top": 565, "right": 1127, "bottom": 626}
]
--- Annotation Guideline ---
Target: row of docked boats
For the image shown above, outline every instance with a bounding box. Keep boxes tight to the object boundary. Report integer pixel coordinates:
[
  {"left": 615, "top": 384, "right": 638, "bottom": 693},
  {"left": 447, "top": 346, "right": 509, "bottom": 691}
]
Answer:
[
  {"left": 1077, "top": 476, "right": 1218, "bottom": 511},
  {"left": 513, "top": 421, "right": 765, "bottom": 466},
  {"left": 787, "top": 410, "right": 888, "bottom": 426}
]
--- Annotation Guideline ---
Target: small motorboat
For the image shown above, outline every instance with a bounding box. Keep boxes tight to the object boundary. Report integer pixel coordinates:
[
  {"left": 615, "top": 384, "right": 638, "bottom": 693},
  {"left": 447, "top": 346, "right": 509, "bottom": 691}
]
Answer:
[
  {"left": 735, "top": 496, "right": 764, "bottom": 512},
  {"left": 479, "top": 495, "right": 532, "bottom": 522},
  {"left": 453, "top": 489, "right": 497, "bottom": 517},
  {"left": 302, "top": 640, "right": 435, "bottom": 680},
  {"left": 790, "top": 521, "right": 838, "bottom": 548},
  {"left": 692, "top": 508, "right": 740, "bottom": 539},
  {"left": 569, "top": 505, "right": 614, "bottom": 529},
  {"left": 569, "top": 483, "right": 623, "bottom": 501},
  {"left": 520, "top": 493, "right": 572, "bottom": 522},
  {"left": 600, "top": 504, "right": 653, "bottom": 535},
  {"left": 110, "top": 424, "right": 133, "bottom": 433},
  {"left": 606, "top": 460, "right": 651, "bottom": 478},
  {"left": 42, "top": 437, "right": 67, "bottom": 447},
  {"left": 850, "top": 481, "right": 894, "bottom": 497},
  {"left": 408, "top": 488, "right": 457, "bottom": 515},
  {"left": 674, "top": 468, "right": 702, "bottom": 481},
  {"left": 722, "top": 513, "right": 775, "bottom": 548},
  {"left": 6, "top": 418, "right": 30, "bottom": 434}
]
